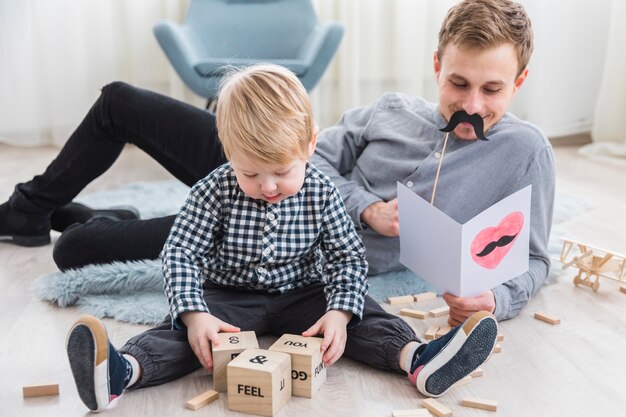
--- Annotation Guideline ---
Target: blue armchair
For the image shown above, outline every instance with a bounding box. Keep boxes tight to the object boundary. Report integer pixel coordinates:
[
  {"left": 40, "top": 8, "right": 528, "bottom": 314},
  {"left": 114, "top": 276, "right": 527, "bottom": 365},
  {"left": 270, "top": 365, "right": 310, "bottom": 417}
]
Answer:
[{"left": 153, "top": 0, "right": 344, "bottom": 107}]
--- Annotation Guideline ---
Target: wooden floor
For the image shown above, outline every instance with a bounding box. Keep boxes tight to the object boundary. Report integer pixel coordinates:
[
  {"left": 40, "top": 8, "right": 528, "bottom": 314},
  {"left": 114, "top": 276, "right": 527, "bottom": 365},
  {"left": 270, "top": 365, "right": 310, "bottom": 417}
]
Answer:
[{"left": 1, "top": 143, "right": 625, "bottom": 417}]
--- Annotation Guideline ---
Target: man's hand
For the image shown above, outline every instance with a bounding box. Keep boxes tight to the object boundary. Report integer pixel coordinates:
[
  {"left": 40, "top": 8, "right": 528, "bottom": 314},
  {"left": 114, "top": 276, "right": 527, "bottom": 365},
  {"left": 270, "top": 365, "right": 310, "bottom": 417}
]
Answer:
[
  {"left": 443, "top": 291, "right": 496, "bottom": 326},
  {"left": 361, "top": 199, "right": 399, "bottom": 237},
  {"left": 302, "top": 310, "right": 352, "bottom": 367},
  {"left": 180, "top": 311, "right": 240, "bottom": 371}
]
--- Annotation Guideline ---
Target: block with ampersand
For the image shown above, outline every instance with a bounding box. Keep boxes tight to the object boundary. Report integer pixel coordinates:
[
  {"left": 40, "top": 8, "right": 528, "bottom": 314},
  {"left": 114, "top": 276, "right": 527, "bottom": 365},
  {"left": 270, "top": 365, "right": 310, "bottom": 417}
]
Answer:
[
  {"left": 212, "top": 331, "right": 258, "bottom": 392},
  {"left": 227, "top": 348, "right": 291, "bottom": 417},
  {"left": 269, "top": 334, "right": 326, "bottom": 398}
]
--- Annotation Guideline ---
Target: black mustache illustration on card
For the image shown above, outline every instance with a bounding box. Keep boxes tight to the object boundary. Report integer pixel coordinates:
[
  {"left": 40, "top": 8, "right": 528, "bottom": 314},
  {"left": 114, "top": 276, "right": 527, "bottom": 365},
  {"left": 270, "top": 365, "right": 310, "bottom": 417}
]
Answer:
[{"left": 439, "top": 110, "right": 488, "bottom": 141}]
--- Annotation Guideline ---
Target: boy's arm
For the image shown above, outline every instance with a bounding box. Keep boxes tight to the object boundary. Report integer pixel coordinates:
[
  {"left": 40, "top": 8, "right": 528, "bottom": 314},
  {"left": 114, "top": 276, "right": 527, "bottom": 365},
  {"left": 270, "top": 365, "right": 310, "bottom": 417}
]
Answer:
[
  {"left": 162, "top": 177, "right": 223, "bottom": 328},
  {"left": 311, "top": 100, "right": 383, "bottom": 230},
  {"left": 319, "top": 186, "right": 369, "bottom": 321}
]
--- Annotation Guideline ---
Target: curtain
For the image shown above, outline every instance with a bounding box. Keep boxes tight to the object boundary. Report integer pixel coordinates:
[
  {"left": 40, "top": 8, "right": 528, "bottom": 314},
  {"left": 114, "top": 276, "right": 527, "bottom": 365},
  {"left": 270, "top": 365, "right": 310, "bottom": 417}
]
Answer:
[
  {"left": 311, "top": 0, "right": 456, "bottom": 128},
  {"left": 0, "top": 0, "right": 193, "bottom": 146},
  {"left": 581, "top": 0, "right": 626, "bottom": 161}
]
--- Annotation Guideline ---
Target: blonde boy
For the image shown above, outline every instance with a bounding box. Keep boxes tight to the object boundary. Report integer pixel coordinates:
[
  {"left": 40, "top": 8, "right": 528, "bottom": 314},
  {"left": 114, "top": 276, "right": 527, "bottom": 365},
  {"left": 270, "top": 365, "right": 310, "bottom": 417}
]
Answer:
[{"left": 66, "top": 65, "right": 498, "bottom": 412}]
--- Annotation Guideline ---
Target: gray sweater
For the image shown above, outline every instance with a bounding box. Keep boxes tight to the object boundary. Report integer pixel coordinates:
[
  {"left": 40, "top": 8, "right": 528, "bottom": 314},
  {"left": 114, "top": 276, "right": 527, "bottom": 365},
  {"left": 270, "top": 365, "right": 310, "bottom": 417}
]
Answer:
[{"left": 312, "top": 93, "right": 555, "bottom": 321}]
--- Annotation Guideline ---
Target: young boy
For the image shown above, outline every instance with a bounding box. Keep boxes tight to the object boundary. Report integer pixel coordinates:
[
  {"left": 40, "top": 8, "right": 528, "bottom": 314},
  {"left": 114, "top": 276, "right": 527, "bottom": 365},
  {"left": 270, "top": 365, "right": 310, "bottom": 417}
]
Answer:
[{"left": 66, "top": 64, "right": 498, "bottom": 412}]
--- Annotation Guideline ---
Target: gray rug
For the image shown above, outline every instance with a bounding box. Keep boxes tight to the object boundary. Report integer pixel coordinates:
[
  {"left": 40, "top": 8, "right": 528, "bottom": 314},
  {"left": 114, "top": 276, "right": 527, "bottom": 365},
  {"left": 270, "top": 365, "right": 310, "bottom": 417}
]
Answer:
[{"left": 32, "top": 180, "right": 591, "bottom": 325}]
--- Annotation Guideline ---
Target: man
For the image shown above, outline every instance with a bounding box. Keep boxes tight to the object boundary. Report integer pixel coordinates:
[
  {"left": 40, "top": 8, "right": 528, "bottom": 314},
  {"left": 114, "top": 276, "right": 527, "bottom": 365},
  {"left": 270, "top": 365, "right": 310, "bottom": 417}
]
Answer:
[{"left": 0, "top": 0, "right": 554, "bottom": 324}]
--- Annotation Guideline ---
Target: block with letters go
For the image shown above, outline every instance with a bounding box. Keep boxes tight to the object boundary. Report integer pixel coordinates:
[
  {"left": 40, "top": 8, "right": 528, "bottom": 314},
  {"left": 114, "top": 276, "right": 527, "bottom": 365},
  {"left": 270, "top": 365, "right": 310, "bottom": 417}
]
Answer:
[
  {"left": 227, "top": 348, "right": 291, "bottom": 417},
  {"left": 212, "top": 331, "right": 259, "bottom": 392},
  {"left": 269, "top": 334, "right": 326, "bottom": 398}
]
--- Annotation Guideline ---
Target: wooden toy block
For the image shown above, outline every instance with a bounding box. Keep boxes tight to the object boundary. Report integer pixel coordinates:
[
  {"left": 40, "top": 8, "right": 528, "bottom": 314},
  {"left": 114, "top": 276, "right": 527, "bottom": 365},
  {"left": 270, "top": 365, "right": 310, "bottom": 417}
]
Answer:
[
  {"left": 435, "top": 325, "right": 452, "bottom": 338},
  {"left": 227, "top": 348, "right": 291, "bottom": 417},
  {"left": 424, "top": 325, "right": 439, "bottom": 340},
  {"left": 22, "top": 383, "right": 59, "bottom": 398},
  {"left": 429, "top": 306, "right": 450, "bottom": 318},
  {"left": 387, "top": 295, "right": 415, "bottom": 304},
  {"left": 269, "top": 334, "right": 326, "bottom": 398},
  {"left": 470, "top": 368, "right": 483, "bottom": 377},
  {"left": 413, "top": 291, "right": 437, "bottom": 302},
  {"left": 212, "top": 331, "right": 259, "bottom": 392},
  {"left": 421, "top": 398, "right": 453, "bottom": 417},
  {"left": 392, "top": 408, "right": 431, "bottom": 416},
  {"left": 453, "top": 375, "right": 472, "bottom": 387},
  {"left": 461, "top": 397, "right": 499, "bottom": 412},
  {"left": 186, "top": 389, "right": 219, "bottom": 411},
  {"left": 620, "top": 285, "right": 626, "bottom": 294},
  {"left": 400, "top": 308, "right": 428, "bottom": 319},
  {"left": 493, "top": 343, "right": 502, "bottom": 353},
  {"left": 497, "top": 333, "right": 504, "bottom": 341},
  {"left": 534, "top": 311, "right": 561, "bottom": 325}
]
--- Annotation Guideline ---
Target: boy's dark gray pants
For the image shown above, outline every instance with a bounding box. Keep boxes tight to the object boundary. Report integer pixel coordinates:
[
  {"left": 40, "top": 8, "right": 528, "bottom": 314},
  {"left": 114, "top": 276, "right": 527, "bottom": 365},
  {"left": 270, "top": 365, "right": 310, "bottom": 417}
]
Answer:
[{"left": 119, "top": 283, "right": 418, "bottom": 389}]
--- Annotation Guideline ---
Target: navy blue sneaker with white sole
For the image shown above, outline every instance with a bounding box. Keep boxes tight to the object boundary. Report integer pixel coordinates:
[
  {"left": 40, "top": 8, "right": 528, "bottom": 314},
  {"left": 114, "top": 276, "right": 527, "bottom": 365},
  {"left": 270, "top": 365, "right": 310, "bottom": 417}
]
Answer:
[
  {"left": 66, "top": 316, "right": 133, "bottom": 412},
  {"left": 408, "top": 310, "right": 498, "bottom": 397}
]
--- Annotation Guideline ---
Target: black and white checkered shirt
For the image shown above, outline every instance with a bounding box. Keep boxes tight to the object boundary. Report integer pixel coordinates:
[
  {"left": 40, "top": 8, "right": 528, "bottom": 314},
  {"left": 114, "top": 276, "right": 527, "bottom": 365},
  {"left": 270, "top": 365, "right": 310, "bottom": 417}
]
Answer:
[{"left": 162, "top": 163, "right": 368, "bottom": 326}]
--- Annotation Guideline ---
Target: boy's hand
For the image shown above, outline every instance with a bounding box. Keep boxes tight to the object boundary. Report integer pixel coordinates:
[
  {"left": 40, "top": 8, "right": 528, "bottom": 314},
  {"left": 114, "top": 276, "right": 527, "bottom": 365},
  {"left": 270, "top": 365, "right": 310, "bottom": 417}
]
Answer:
[
  {"left": 302, "top": 310, "right": 353, "bottom": 367},
  {"left": 180, "top": 311, "right": 240, "bottom": 371},
  {"left": 443, "top": 291, "right": 496, "bottom": 326}
]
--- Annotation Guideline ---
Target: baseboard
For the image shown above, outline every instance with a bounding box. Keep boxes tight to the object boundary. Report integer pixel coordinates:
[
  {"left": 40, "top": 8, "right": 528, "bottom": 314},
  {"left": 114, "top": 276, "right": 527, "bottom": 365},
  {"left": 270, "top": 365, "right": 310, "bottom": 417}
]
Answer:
[{"left": 549, "top": 132, "right": 592, "bottom": 147}]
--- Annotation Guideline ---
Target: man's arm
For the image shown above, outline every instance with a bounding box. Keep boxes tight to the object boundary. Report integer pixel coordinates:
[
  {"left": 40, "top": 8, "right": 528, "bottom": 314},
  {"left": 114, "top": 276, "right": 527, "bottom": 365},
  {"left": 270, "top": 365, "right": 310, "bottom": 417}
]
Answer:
[{"left": 311, "top": 102, "right": 383, "bottom": 230}]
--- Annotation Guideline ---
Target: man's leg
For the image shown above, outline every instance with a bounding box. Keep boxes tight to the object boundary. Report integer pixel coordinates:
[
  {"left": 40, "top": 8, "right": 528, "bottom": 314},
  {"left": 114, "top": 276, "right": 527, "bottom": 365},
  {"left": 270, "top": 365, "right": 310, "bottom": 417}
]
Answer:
[{"left": 1, "top": 82, "right": 226, "bottom": 246}]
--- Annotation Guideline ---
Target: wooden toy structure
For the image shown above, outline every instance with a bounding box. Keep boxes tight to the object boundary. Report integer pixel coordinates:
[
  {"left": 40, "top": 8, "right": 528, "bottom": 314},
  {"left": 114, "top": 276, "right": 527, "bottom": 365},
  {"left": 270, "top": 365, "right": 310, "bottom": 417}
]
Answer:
[{"left": 560, "top": 239, "right": 626, "bottom": 292}]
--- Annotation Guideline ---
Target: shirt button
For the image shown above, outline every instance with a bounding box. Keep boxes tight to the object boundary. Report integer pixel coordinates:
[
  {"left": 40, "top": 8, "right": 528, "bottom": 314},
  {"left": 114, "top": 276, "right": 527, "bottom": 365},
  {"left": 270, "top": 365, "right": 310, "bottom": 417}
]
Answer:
[
  {"left": 434, "top": 152, "right": 441, "bottom": 159},
  {"left": 257, "top": 266, "right": 266, "bottom": 274},
  {"left": 263, "top": 247, "right": 271, "bottom": 256},
  {"left": 267, "top": 213, "right": 276, "bottom": 221},
  {"left": 406, "top": 180, "right": 414, "bottom": 187}
]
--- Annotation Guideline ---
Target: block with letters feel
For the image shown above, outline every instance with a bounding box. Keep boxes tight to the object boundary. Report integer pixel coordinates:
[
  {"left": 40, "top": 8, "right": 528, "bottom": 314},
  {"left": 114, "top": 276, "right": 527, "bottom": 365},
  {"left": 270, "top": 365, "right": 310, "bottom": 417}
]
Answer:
[
  {"left": 269, "top": 334, "right": 326, "bottom": 398},
  {"left": 227, "top": 348, "right": 291, "bottom": 417},
  {"left": 212, "top": 331, "right": 258, "bottom": 392}
]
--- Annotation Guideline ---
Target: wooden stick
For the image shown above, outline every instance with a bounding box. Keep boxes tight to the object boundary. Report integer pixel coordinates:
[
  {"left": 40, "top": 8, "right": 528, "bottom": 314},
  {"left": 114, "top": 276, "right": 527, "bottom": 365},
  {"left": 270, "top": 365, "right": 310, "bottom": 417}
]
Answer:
[
  {"left": 430, "top": 132, "right": 450, "bottom": 205},
  {"left": 413, "top": 291, "right": 437, "bottom": 302},
  {"left": 534, "top": 311, "right": 561, "bottom": 325},
  {"left": 22, "top": 384, "right": 59, "bottom": 398},
  {"left": 421, "top": 398, "right": 453, "bottom": 417},
  {"left": 461, "top": 397, "right": 499, "bottom": 411},
  {"left": 387, "top": 295, "right": 415, "bottom": 305},
  {"left": 186, "top": 389, "right": 219, "bottom": 411},
  {"left": 400, "top": 308, "right": 428, "bottom": 319}
]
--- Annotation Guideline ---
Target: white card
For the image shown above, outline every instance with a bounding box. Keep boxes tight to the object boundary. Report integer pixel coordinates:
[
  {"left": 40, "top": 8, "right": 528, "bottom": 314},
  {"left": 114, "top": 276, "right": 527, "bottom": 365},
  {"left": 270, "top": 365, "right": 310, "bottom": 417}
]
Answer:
[{"left": 397, "top": 183, "right": 531, "bottom": 297}]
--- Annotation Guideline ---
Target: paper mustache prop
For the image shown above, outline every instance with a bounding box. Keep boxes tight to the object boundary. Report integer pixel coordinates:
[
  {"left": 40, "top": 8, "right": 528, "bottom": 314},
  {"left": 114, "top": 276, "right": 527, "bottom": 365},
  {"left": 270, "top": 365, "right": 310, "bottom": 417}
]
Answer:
[
  {"left": 439, "top": 110, "right": 488, "bottom": 141},
  {"left": 431, "top": 110, "right": 491, "bottom": 204}
]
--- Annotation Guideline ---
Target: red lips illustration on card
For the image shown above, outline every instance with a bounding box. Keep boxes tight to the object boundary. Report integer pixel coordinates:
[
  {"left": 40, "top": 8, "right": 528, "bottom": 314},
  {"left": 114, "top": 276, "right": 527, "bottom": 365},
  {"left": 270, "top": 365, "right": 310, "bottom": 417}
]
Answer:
[{"left": 471, "top": 211, "right": 524, "bottom": 269}]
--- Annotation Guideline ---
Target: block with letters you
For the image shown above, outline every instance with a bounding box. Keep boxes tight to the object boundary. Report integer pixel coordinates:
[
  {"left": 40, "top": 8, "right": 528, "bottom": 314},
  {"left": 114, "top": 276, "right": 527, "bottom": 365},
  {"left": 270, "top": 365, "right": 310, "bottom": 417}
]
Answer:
[
  {"left": 227, "top": 348, "right": 291, "bottom": 417},
  {"left": 269, "top": 334, "right": 326, "bottom": 398},
  {"left": 212, "top": 331, "right": 259, "bottom": 392}
]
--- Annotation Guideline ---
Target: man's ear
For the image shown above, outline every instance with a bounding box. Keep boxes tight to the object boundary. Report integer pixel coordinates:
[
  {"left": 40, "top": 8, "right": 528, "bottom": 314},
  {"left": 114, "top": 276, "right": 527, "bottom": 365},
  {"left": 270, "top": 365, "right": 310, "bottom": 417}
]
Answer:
[
  {"left": 513, "top": 67, "right": 529, "bottom": 94},
  {"left": 433, "top": 50, "right": 441, "bottom": 76}
]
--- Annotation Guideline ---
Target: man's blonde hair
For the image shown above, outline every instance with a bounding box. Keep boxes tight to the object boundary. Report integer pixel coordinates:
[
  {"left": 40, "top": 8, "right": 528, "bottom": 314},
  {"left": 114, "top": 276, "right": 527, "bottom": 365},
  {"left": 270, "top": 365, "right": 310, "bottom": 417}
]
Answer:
[
  {"left": 216, "top": 64, "right": 314, "bottom": 166},
  {"left": 438, "top": 0, "right": 533, "bottom": 76}
]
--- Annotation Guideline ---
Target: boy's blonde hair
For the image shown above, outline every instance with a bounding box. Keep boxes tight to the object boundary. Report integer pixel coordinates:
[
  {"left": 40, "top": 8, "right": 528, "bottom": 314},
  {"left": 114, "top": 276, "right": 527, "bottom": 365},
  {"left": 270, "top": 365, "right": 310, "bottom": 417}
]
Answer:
[
  {"left": 216, "top": 64, "right": 315, "bottom": 166},
  {"left": 438, "top": 0, "right": 533, "bottom": 76}
]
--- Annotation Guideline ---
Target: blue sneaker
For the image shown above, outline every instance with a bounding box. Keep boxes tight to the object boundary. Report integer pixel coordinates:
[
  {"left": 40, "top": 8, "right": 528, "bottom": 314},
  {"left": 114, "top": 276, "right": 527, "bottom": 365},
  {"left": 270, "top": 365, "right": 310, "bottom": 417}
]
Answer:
[
  {"left": 66, "top": 316, "right": 132, "bottom": 411},
  {"left": 408, "top": 310, "right": 498, "bottom": 397}
]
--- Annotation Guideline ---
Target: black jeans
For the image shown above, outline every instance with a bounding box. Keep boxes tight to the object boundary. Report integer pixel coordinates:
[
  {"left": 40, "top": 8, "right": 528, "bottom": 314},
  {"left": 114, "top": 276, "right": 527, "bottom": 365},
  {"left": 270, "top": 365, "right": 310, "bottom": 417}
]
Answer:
[
  {"left": 119, "top": 283, "right": 418, "bottom": 389},
  {"left": 10, "top": 82, "right": 227, "bottom": 269}
]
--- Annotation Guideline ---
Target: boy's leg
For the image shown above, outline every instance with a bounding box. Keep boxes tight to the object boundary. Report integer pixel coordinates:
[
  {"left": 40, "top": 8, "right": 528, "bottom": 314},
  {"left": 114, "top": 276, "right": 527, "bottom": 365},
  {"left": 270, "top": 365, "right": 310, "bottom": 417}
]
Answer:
[
  {"left": 345, "top": 298, "right": 498, "bottom": 398},
  {"left": 67, "top": 288, "right": 272, "bottom": 410},
  {"left": 1, "top": 82, "right": 225, "bottom": 246}
]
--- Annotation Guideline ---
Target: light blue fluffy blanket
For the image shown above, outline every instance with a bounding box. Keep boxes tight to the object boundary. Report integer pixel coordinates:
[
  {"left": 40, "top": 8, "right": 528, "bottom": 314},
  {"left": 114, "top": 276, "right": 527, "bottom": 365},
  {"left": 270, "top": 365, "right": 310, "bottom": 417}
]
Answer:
[{"left": 32, "top": 180, "right": 590, "bottom": 325}]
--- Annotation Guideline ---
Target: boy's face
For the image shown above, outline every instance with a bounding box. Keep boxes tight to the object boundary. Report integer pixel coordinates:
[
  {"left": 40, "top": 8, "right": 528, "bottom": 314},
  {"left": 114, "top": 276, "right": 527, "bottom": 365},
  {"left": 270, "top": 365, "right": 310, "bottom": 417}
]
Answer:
[
  {"left": 230, "top": 151, "right": 311, "bottom": 204},
  {"left": 435, "top": 43, "right": 528, "bottom": 140}
]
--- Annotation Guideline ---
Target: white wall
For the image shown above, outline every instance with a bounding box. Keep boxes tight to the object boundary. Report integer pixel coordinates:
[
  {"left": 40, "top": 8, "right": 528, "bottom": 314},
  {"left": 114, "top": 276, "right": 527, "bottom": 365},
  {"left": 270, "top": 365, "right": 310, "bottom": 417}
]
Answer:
[{"left": 511, "top": 0, "right": 613, "bottom": 137}]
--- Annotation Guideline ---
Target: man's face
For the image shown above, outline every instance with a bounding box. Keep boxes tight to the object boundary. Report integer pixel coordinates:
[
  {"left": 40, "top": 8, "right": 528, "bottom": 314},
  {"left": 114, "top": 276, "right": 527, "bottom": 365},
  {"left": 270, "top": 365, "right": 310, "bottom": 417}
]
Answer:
[{"left": 435, "top": 43, "right": 528, "bottom": 140}]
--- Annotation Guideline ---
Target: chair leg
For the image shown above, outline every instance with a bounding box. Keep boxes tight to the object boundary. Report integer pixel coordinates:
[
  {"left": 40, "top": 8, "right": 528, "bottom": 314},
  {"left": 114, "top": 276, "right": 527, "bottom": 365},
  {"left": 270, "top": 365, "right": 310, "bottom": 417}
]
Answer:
[{"left": 205, "top": 98, "right": 218, "bottom": 113}]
